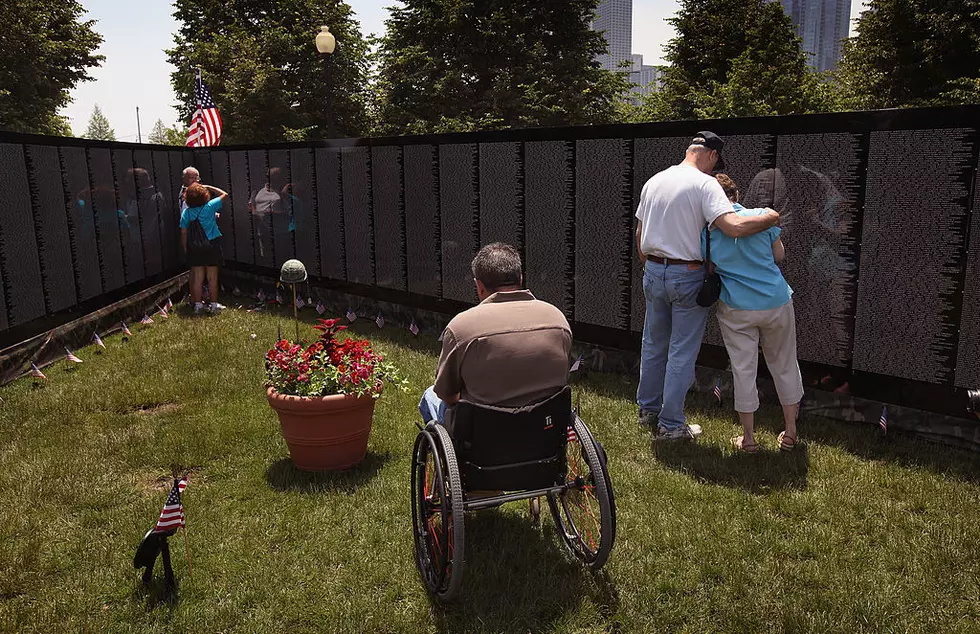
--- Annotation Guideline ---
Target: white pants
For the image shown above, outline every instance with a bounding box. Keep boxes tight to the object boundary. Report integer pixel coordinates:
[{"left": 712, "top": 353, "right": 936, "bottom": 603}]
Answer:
[{"left": 716, "top": 299, "right": 804, "bottom": 413}]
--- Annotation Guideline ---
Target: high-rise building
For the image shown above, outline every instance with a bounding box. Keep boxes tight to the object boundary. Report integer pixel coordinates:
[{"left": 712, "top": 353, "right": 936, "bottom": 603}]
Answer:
[
  {"left": 628, "top": 54, "right": 664, "bottom": 101},
  {"left": 777, "top": 0, "right": 852, "bottom": 72},
  {"left": 593, "top": 0, "right": 632, "bottom": 72}
]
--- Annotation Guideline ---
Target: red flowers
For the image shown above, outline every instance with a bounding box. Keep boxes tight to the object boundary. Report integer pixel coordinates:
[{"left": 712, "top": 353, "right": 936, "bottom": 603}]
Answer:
[{"left": 265, "top": 318, "right": 403, "bottom": 398}]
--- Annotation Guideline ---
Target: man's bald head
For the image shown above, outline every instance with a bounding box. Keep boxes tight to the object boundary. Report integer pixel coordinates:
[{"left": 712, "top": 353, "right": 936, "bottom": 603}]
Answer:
[{"left": 182, "top": 167, "right": 201, "bottom": 187}]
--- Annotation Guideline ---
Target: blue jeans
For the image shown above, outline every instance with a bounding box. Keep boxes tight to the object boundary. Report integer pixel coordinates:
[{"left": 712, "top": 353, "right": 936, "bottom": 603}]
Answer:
[
  {"left": 637, "top": 261, "right": 710, "bottom": 431},
  {"left": 419, "top": 386, "right": 447, "bottom": 426}
]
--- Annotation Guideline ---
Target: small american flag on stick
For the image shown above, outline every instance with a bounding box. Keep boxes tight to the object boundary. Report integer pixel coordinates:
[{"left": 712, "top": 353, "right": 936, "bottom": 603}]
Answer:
[
  {"left": 121, "top": 322, "right": 133, "bottom": 337},
  {"left": 295, "top": 296, "right": 305, "bottom": 310},
  {"left": 65, "top": 348, "right": 83, "bottom": 363},
  {"left": 569, "top": 354, "right": 583, "bottom": 373},
  {"left": 185, "top": 71, "right": 222, "bottom": 147},
  {"left": 157, "top": 306, "right": 169, "bottom": 319},
  {"left": 567, "top": 423, "right": 578, "bottom": 444},
  {"left": 346, "top": 307, "right": 357, "bottom": 323},
  {"left": 153, "top": 478, "right": 188, "bottom": 533},
  {"left": 375, "top": 312, "right": 385, "bottom": 329},
  {"left": 257, "top": 289, "right": 266, "bottom": 302},
  {"left": 165, "top": 298, "right": 174, "bottom": 311},
  {"left": 713, "top": 379, "right": 723, "bottom": 405},
  {"left": 316, "top": 301, "right": 326, "bottom": 315},
  {"left": 93, "top": 333, "right": 106, "bottom": 349},
  {"left": 141, "top": 314, "right": 154, "bottom": 325},
  {"left": 409, "top": 320, "right": 419, "bottom": 336},
  {"left": 30, "top": 362, "right": 46, "bottom": 379},
  {"left": 879, "top": 406, "right": 887, "bottom": 433}
]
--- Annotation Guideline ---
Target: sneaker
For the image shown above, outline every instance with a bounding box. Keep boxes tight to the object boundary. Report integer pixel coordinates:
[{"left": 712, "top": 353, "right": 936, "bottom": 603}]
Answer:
[
  {"left": 193, "top": 302, "right": 204, "bottom": 314},
  {"left": 638, "top": 411, "right": 658, "bottom": 427},
  {"left": 655, "top": 425, "right": 700, "bottom": 441},
  {"left": 209, "top": 302, "right": 226, "bottom": 313},
  {"left": 688, "top": 423, "right": 703, "bottom": 436}
]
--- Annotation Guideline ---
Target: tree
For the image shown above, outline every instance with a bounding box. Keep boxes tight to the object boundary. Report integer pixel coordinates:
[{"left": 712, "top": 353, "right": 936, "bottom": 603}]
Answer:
[
  {"left": 164, "top": 125, "right": 190, "bottom": 146},
  {"left": 0, "top": 0, "right": 103, "bottom": 135},
  {"left": 638, "top": 0, "right": 829, "bottom": 121},
  {"left": 372, "top": 0, "right": 633, "bottom": 135},
  {"left": 147, "top": 118, "right": 190, "bottom": 146},
  {"left": 167, "top": 0, "right": 371, "bottom": 144},
  {"left": 836, "top": 0, "right": 980, "bottom": 109},
  {"left": 83, "top": 104, "right": 115, "bottom": 141},
  {"left": 148, "top": 119, "right": 169, "bottom": 144}
]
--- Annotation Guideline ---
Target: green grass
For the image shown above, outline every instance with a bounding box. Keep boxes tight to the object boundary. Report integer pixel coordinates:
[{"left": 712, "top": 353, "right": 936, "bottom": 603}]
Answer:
[{"left": 1, "top": 306, "right": 979, "bottom": 633}]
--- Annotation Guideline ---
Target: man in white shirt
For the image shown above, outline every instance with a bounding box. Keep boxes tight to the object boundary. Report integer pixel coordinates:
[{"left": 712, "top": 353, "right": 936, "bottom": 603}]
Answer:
[{"left": 635, "top": 131, "right": 780, "bottom": 440}]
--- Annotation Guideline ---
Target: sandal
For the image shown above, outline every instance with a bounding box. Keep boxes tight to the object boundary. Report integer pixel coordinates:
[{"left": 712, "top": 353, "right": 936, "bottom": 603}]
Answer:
[
  {"left": 777, "top": 431, "right": 797, "bottom": 452},
  {"left": 731, "top": 435, "right": 759, "bottom": 453}
]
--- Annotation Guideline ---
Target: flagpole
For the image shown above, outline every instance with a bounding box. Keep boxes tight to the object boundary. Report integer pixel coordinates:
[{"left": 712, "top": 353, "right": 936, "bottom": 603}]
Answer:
[
  {"left": 292, "top": 284, "right": 299, "bottom": 342},
  {"left": 136, "top": 106, "right": 142, "bottom": 144},
  {"left": 182, "top": 526, "right": 193, "bottom": 577}
]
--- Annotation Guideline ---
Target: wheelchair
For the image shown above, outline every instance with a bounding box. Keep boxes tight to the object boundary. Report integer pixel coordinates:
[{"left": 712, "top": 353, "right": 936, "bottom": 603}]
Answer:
[{"left": 410, "top": 386, "right": 616, "bottom": 602}]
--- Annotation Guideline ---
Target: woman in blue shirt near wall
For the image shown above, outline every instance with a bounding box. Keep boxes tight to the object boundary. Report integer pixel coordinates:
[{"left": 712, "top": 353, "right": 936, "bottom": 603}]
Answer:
[
  {"left": 705, "top": 174, "right": 803, "bottom": 452},
  {"left": 180, "top": 182, "right": 229, "bottom": 314}
]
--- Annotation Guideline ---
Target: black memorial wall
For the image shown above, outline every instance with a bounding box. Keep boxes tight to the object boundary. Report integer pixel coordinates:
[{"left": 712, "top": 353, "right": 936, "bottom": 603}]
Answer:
[
  {"left": 0, "top": 133, "right": 194, "bottom": 349},
  {"left": 1, "top": 106, "right": 977, "bottom": 418}
]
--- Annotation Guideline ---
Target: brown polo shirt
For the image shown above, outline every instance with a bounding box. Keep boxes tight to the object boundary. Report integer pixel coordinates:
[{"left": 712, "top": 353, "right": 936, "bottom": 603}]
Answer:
[{"left": 434, "top": 290, "right": 572, "bottom": 408}]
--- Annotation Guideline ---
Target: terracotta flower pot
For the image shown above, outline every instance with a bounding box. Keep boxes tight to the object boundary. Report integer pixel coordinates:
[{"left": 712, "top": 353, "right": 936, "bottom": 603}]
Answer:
[{"left": 266, "top": 387, "right": 377, "bottom": 471}]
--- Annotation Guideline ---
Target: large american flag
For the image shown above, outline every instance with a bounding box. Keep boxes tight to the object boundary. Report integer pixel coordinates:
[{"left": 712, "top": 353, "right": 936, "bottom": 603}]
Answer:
[
  {"left": 153, "top": 478, "right": 188, "bottom": 534},
  {"left": 186, "top": 72, "right": 222, "bottom": 147}
]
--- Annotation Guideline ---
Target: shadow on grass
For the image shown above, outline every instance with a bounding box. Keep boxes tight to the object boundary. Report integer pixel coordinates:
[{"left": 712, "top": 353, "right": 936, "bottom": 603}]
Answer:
[
  {"left": 653, "top": 438, "right": 810, "bottom": 493},
  {"left": 264, "top": 451, "right": 391, "bottom": 494},
  {"left": 339, "top": 320, "right": 442, "bottom": 355},
  {"left": 431, "top": 511, "right": 620, "bottom": 632},
  {"left": 132, "top": 577, "right": 179, "bottom": 612},
  {"left": 786, "top": 414, "right": 980, "bottom": 484}
]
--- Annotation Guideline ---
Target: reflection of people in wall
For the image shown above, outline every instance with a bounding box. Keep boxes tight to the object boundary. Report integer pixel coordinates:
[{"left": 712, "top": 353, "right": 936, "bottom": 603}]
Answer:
[
  {"left": 75, "top": 186, "right": 124, "bottom": 244},
  {"left": 122, "top": 168, "right": 165, "bottom": 241},
  {"left": 743, "top": 168, "right": 787, "bottom": 222},
  {"left": 248, "top": 167, "right": 287, "bottom": 259},
  {"left": 280, "top": 180, "right": 309, "bottom": 235}
]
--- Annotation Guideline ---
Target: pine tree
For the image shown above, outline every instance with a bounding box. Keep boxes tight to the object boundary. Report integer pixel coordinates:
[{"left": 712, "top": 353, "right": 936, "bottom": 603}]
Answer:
[
  {"left": 836, "top": 0, "right": 980, "bottom": 109},
  {"left": 639, "top": 0, "right": 830, "bottom": 121},
  {"left": 148, "top": 119, "right": 168, "bottom": 144},
  {"left": 372, "top": 0, "right": 632, "bottom": 134},
  {"left": 82, "top": 104, "right": 116, "bottom": 141}
]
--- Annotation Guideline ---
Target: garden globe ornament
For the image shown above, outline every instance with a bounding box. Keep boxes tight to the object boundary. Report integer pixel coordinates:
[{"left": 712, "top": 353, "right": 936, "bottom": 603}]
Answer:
[{"left": 280, "top": 259, "right": 308, "bottom": 340}]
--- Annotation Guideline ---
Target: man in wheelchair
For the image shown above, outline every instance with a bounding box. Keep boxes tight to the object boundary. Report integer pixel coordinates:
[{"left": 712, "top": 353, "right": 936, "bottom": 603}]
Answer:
[
  {"left": 418, "top": 242, "right": 572, "bottom": 434},
  {"left": 412, "top": 243, "right": 616, "bottom": 602}
]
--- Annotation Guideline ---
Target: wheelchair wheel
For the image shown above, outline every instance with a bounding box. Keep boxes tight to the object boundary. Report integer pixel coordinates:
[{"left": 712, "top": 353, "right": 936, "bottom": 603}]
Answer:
[
  {"left": 548, "top": 415, "right": 614, "bottom": 569},
  {"left": 411, "top": 423, "right": 465, "bottom": 601}
]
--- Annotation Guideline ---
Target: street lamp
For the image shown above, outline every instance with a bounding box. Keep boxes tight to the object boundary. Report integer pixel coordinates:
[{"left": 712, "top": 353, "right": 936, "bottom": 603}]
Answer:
[
  {"left": 316, "top": 26, "right": 336, "bottom": 139},
  {"left": 315, "top": 26, "right": 336, "bottom": 54}
]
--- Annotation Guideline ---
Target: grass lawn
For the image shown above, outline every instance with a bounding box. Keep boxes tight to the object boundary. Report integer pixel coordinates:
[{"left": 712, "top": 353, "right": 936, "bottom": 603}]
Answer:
[{"left": 1, "top": 305, "right": 979, "bottom": 633}]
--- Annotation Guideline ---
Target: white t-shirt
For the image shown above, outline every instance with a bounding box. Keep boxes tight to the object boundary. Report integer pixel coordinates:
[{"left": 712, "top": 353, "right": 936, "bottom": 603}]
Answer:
[{"left": 635, "top": 164, "right": 734, "bottom": 261}]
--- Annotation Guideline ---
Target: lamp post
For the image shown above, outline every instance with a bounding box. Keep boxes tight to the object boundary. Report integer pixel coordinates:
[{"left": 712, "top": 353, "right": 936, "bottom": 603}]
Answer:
[{"left": 315, "top": 26, "right": 336, "bottom": 139}]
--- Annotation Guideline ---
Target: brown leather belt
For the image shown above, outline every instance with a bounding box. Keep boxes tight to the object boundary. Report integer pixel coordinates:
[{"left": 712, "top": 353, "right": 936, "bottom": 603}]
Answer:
[{"left": 647, "top": 255, "right": 703, "bottom": 266}]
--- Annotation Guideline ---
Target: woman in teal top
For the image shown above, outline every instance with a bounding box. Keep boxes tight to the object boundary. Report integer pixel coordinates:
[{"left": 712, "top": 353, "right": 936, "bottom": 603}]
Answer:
[
  {"left": 180, "top": 183, "right": 228, "bottom": 314},
  {"left": 703, "top": 174, "right": 803, "bottom": 453}
]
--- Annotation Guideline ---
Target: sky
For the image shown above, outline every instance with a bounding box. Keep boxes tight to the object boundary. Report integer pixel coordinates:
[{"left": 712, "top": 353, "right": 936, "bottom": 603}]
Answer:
[{"left": 62, "top": 0, "right": 870, "bottom": 141}]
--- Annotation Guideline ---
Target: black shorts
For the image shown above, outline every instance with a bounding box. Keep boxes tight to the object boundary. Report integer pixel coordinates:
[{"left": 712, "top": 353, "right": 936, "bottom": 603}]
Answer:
[{"left": 187, "top": 236, "right": 223, "bottom": 267}]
